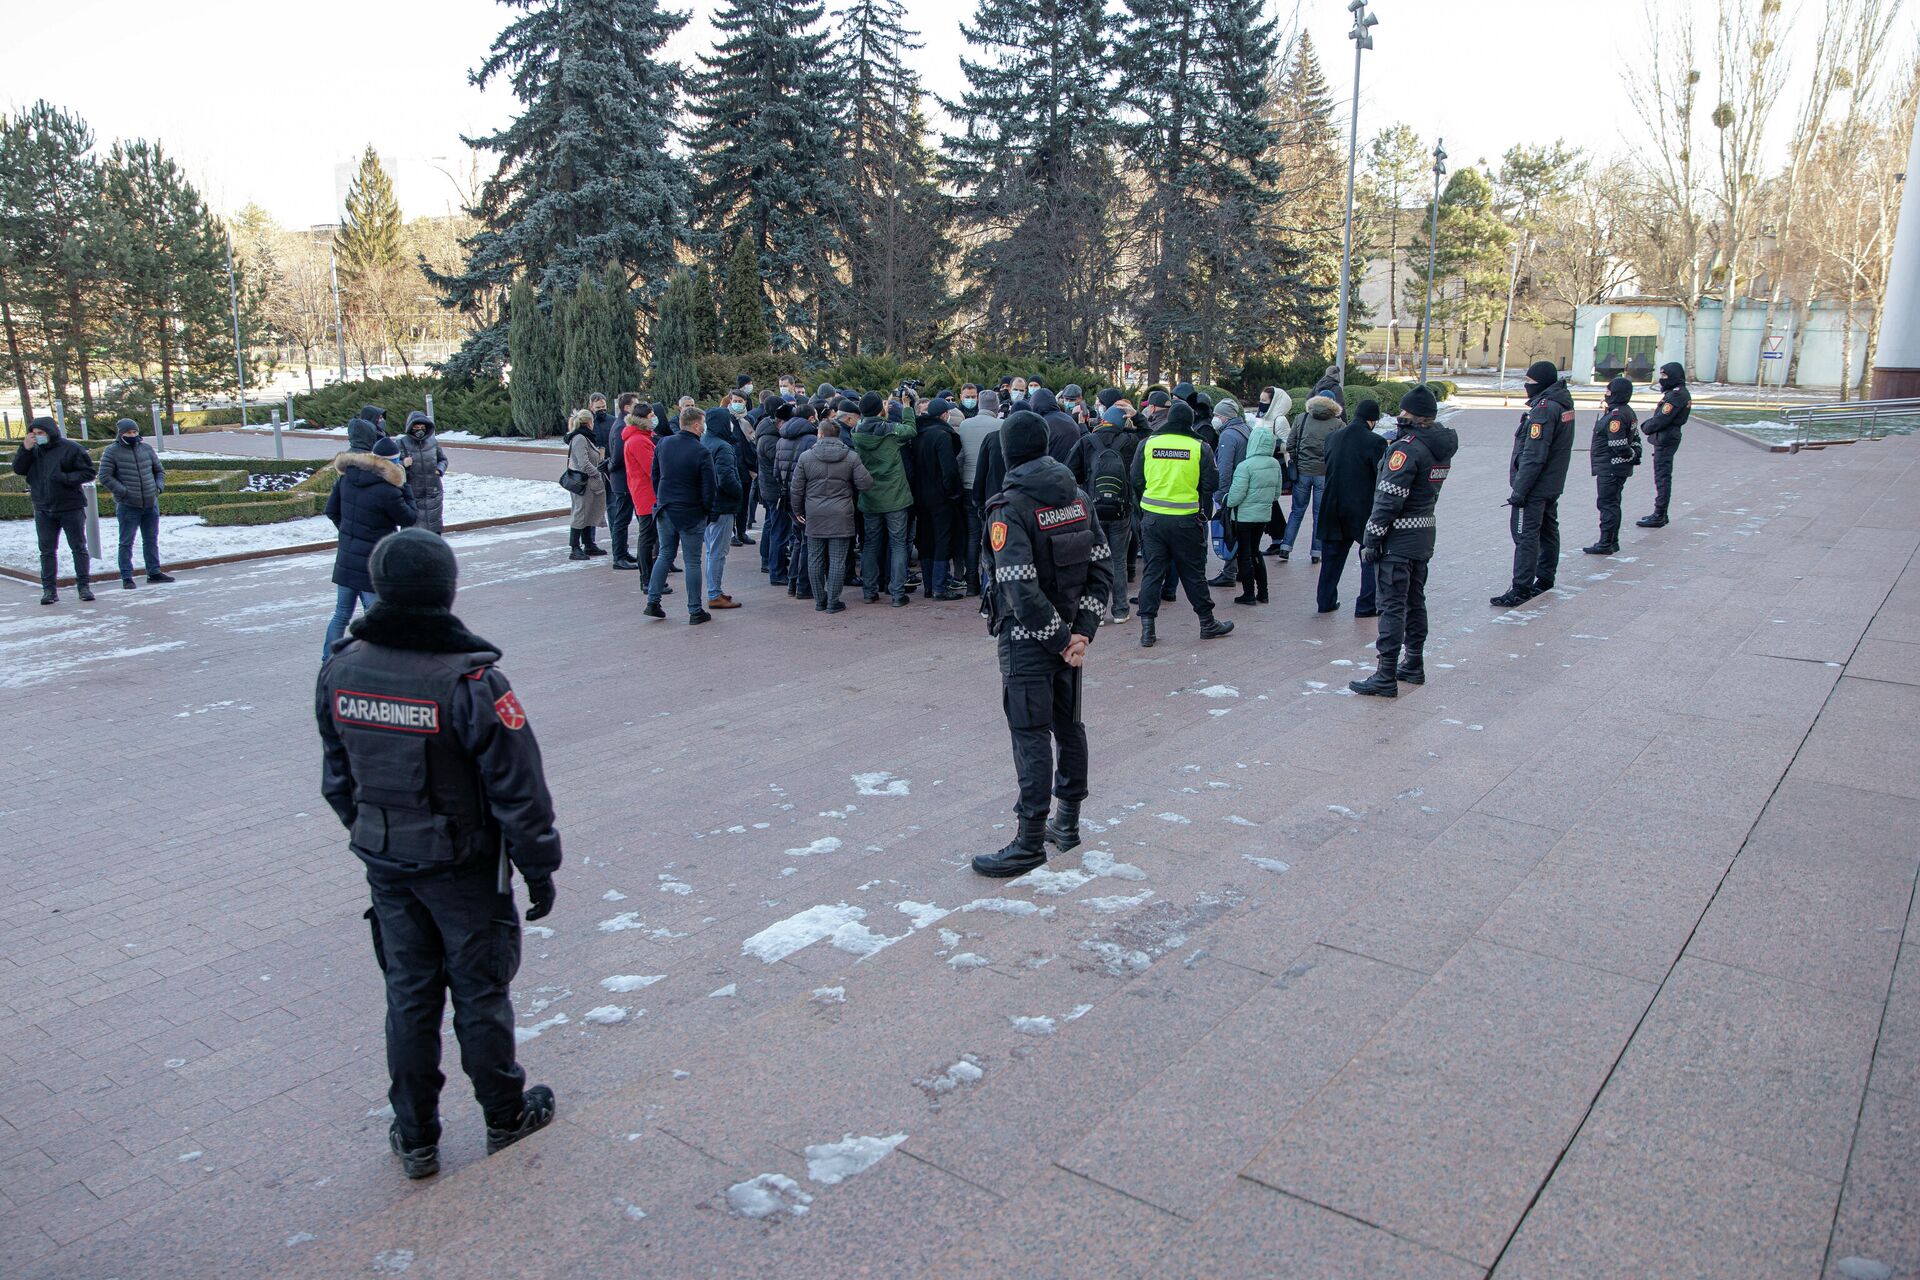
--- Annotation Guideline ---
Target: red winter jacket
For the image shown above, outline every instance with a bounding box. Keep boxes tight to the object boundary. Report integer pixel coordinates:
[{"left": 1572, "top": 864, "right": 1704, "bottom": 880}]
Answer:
[{"left": 623, "top": 425, "right": 657, "bottom": 515}]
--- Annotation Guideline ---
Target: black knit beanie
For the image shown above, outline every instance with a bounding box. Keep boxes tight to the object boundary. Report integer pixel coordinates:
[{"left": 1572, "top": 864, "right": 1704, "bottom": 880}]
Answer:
[
  {"left": 369, "top": 529, "right": 459, "bottom": 611},
  {"left": 1399, "top": 384, "right": 1439, "bottom": 419},
  {"left": 1001, "top": 410, "right": 1049, "bottom": 467}
]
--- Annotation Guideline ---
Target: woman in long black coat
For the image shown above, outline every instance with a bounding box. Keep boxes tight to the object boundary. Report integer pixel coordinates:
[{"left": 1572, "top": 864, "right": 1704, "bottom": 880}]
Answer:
[{"left": 1314, "top": 398, "right": 1388, "bottom": 617}]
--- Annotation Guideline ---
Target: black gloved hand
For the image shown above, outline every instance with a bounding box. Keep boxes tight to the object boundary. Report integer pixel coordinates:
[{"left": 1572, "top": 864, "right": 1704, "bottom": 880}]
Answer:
[
  {"left": 524, "top": 875, "right": 556, "bottom": 921},
  {"left": 1359, "top": 543, "right": 1382, "bottom": 564}
]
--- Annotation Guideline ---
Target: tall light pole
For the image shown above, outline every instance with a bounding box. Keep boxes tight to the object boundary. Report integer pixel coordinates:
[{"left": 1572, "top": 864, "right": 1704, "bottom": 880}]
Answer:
[
  {"left": 1333, "top": 0, "right": 1376, "bottom": 382},
  {"left": 314, "top": 224, "right": 348, "bottom": 381},
  {"left": 225, "top": 236, "right": 248, "bottom": 427},
  {"left": 1420, "top": 140, "right": 1447, "bottom": 385}
]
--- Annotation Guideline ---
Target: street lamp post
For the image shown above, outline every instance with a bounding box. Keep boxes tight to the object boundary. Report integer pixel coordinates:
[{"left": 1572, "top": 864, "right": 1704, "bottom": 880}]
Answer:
[
  {"left": 1420, "top": 140, "right": 1447, "bottom": 385},
  {"left": 1333, "top": 0, "right": 1377, "bottom": 382},
  {"left": 314, "top": 224, "right": 349, "bottom": 382},
  {"left": 225, "top": 236, "right": 248, "bottom": 427}
]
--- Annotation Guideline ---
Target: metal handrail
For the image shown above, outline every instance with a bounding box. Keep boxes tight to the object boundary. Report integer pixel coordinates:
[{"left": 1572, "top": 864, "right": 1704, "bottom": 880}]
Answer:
[{"left": 1780, "top": 396, "right": 1920, "bottom": 444}]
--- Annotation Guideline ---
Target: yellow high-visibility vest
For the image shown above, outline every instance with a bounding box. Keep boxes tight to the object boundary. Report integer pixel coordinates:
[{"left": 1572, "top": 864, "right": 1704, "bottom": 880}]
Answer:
[{"left": 1140, "top": 433, "right": 1203, "bottom": 516}]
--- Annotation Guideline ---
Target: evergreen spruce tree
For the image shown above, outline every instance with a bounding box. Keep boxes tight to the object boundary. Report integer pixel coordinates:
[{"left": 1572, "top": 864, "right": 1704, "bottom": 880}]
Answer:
[
  {"left": 649, "top": 270, "right": 701, "bottom": 404},
  {"left": 561, "top": 266, "right": 641, "bottom": 407},
  {"left": 99, "top": 140, "right": 234, "bottom": 428},
  {"left": 435, "top": 0, "right": 692, "bottom": 379},
  {"left": 335, "top": 146, "right": 409, "bottom": 374},
  {"left": 0, "top": 101, "right": 111, "bottom": 423},
  {"left": 834, "top": 0, "right": 952, "bottom": 354},
  {"left": 1403, "top": 167, "right": 1510, "bottom": 371},
  {"left": 722, "top": 236, "right": 770, "bottom": 356},
  {"left": 689, "top": 260, "right": 720, "bottom": 358},
  {"left": 943, "top": 0, "right": 1122, "bottom": 366},
  {"left": 508, "top": 275, "right": 564, "bottom": 437},
  {"left": 1262, "top": 33, "right": 1344, "bottom": 365},
  {"left": 1363, "top": 124, "right": 1428, "bottom": 372},
  {"left": 686, "top": 0, "right": 848, "bottom": 350}
]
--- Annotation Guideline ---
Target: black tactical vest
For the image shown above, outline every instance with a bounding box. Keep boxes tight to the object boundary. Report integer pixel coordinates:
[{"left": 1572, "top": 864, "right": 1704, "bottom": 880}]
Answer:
[
  {"left": 988, "top": 484, "right": 1096, "bottom": 635},
  {"left": 322, "top": 642, "right": 492, "bottom": 871}
]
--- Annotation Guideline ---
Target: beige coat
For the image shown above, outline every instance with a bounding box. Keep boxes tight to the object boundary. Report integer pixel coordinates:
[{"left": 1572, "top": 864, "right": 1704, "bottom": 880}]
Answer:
[{"left": 566, "top": 430, "right": 607, "bottom": 528}]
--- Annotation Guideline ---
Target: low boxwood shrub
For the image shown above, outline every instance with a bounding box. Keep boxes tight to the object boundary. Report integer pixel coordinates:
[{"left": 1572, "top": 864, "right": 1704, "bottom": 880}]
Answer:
[{"left": 200, "top": 494, "right": 322, "bottom": 526}]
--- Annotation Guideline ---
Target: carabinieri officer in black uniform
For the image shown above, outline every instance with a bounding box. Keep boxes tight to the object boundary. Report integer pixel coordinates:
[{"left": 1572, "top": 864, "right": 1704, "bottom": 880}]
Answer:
[
  {"left": 1584, "top": 375, "right": 1641, "bottom": 555},
  {"left": 1351, "top": 385, "right": 1458, "bottom": 699},
  {"left": 317, "top": 528, "right": 562, "bottom": 1179},
  {"left": 973, "top": 411, "right": 1114, "bottom": 878}
]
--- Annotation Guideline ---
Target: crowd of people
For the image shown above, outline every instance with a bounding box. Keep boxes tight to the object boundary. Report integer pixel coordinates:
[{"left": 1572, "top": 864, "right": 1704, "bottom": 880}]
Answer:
[{"left": 549, "top": 370, "right": 1429, "bottom": 633}]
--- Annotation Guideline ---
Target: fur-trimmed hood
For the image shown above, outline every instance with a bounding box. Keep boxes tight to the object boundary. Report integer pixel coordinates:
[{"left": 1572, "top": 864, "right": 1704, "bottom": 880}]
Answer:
[{"left": 336, "top": 451, "right": 407, "bottom": 487}]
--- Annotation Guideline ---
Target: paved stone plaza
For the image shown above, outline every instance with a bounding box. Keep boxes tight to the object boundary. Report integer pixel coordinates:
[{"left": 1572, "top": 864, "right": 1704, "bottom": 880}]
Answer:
[{"left": 2, "top": 409, "right": 1915, "bottom": 1278}]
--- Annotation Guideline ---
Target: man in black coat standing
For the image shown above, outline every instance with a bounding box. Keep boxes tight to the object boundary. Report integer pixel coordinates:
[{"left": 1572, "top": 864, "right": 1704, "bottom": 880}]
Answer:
[
  {"left": 1315, "top": 400, "right": 1388, "bottom": 617},
  {"left": 645, "top": 406, "right": 717, "bottom": 624},
  {"left": 1493, "top": 360, "right": 1576, "bottom": 608},
  {"left": 1586, "top": 376, "right": 1640, "bottom": 554},
  {"left": 12, "top": 416, "right": 98, "bottom": 605}
]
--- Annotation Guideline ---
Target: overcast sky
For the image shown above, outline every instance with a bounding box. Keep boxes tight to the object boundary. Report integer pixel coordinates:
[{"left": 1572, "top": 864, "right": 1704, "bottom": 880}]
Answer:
[{"left": 9, "top": 0, "right": 1900, "bottom": 227}]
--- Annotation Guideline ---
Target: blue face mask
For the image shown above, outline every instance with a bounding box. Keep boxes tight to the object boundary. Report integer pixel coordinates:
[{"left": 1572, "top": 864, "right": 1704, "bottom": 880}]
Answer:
[{"left": 961, "top": 397, "right": 978, "bottom": 411}]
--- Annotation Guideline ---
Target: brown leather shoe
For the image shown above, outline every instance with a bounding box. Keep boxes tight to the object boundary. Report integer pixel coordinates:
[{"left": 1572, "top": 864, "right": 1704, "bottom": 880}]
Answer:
[{"left": 707, "top": 596, "right": 741, "bottom": 610}]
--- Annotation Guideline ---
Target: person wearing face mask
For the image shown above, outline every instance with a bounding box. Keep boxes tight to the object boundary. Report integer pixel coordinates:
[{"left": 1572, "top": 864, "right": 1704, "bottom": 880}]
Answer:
[
  {"left": 13, "top": 416, "right": 99, "bottom": 604},
  {"left": 1008, "top": 376, "right": 1029, "bottom": 406},
  {"left": 1206, "top": 396, "right": 1251, "bottom": 589},
  {"left": 726, "top": 392, "right": 757, "bottom": 548},
  {"left": 959, "top": 384, "right": 980, "bottom": 416},
  {"left": 956, "top": 389, "right": 1002, "bottom": 594},
  {"left": 395, "top": 411, "right": 450, "bottom": 535},
  {"left": 1492, "top": 359, "right": 1576, "bottom": 608},
  {"left": 1636, "top": 362, "right": 1690, "bottom": 528},
  {"left": 97, "top": 417, "right": 176, "bottom": 590},
  {"left": 1131, "top": 401, "right": 1232, "bottom": 647},
  {"left": 1586, "top": 376, "right": 1641, "bottom": 554},
  {"left": 1030, "top": 387, "right": 1081, "bottom": 465}
]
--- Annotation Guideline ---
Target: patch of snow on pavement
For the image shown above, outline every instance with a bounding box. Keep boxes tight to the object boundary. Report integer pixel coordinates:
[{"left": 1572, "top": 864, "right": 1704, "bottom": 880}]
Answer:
[
  {"left": 514, "top": 1012, "right": 569, "bottom": 1044},
  {"left": 852, "top": 771, "right": 910, "bottom": 797},
  {"left": 1011, "top": 1015, "right": 1057, "bottom": 1036},
  {"left": 915, "top": 1055, "right": 985, "bottom": 1096},
  {"left": 601, "top": 975, "right": 665, "bottom": 993},
  {"left": 1080, "top": 891, "right": 1154, "bottom": 913},
  {"left": 896, "top": 901, "right": 951, "bottom": 928},
  {"left": 741, "top": 903, "right": 867, "bottom": 962},
  {"left": 583, "top": 1006, "right": 629, "bottom": 1025},
  {"left": 1013, "top": 866, "right": 1094, "bottom": 896},
  {"left": 1082, "top": 849, "right": 1149, "bottom": 881},
  {"left": 785, "top": 837, "right": 843, "bottom": 858},
  {"left": 1197, "top": 684, "right": 1239, "bottom": 698},
  {"left": 947, "top": 953, "right": 990, "bottom": 970},
  {"left": 725, "top": 1174, "right": 812, "bottom": 1220},
  {"left": 805, "top": 1133, "right": 907, "bottom": 1185},
  {"left": 1154, "top": 812, "right": 1192, "bottom": 824},
  {"left": 1243, "top": 855, "right": 1291, "bottom": 874},
  {"left": 958, "top": 898, "right": 1056, "bottom": 918}
]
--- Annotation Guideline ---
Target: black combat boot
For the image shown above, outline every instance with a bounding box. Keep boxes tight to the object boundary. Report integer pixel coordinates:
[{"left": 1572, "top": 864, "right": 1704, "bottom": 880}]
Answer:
[
  {"left": 582, "top": 532, "right": 609, "bottom": 557},
  {"left": 1045, "top": 799, "right": 1082, "bottom": 853},
  {"left": 1395, "top": 649, "right": 1426, "bottom": 685},
  {"left": 1140, "top": 617, "right": 1157, "bottom": 648},
  {"left": 76, "top": 581, "right": 94, "bottom": 602},
  {"left": 1199, "top": 615, "right": 1235, "bottom": 639},
  {"left": 1636, "top": 513, "right": 1668, "bottom": 528},
  {"left": 612, "top": 551, "right": 640, "bottom": 570},
  {"left": 40, "top": 588, "right": 56, "bottom": 605},
  {"left": 388, "top": 1122, "right": 440, "bottom": 1179},
  {"left": 1350, "top": 651, "right": 1399, "bottom": 698},
  {"left": 1489, "top": 588, "right": 1533, "bottom": 608},
  {"left": 972, "top": 814, "right": 1048, "bottom": 878},
  {"left": 485, "top": 1084, "right": 556, "bottom": 1155},
  {"left": 568, "top": 529, "right": 589, "bottom": 561},
  {"left": 1582, "top": 541, "right": 1616, "bottom": 555}
]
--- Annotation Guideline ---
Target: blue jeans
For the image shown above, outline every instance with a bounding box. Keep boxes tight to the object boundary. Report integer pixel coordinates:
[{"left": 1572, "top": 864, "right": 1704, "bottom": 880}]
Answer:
[
  {"left": 704, "top": 512, "right": 733, "bottom": 599},
  {"left": 1281, "top": 474, "right": 1325, "bottom": 554},
  {"left": 117, "top": 505, "right": 163, "bottom": 579},
  {"left": 648, "top": 511, "right": 705, "bottom": 614},
  {"left": 862, "top": 509, "right": 910, "bottom": 600},
  {"left": 324, "top": 585, "right": 377, "bottom": 661}
]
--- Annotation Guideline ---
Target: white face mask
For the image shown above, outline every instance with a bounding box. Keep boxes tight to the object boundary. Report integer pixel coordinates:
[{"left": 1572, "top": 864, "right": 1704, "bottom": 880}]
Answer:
[{"left": 741, "top": 384, "right": 754, "bottom": 396}]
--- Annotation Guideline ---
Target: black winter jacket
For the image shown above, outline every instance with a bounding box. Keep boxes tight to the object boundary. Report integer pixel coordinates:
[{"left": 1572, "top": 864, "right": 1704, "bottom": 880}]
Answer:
[
  {"left": 98, "top": 436, "right": 165, "bottom": 509},
  {"left": 1318, "top": 421, "right": 1388, "bottom": 545},
  {"left": 1591, "top": 379, "right": 1640, "bottom": 476},
  {"left": 326, "top": 452, "right": 418, "bottom": 593},
  {"left": 1364, "top": 422, "right": 1459, "bottom": 561},
  {"left": 1510, "top": 380, "right": 1576, "bottom": 503},
  {"left": 912, "top": 418, "right": 964, "bottom": 506},
  {"left": 11, "top": 421, "right": 95, "bottom": 514},
  {"left": 1644, "top": 363, "right": 1692, "bottom": 443}
]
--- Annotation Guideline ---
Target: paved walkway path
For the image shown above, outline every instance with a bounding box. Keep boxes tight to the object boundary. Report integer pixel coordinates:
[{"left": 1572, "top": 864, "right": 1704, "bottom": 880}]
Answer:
[
  {"left": 2, "top": 411, "right": 1914, "bottom": 1277},
  {"left": 171, "top": 429, "right": 567, "bottom": 483}
]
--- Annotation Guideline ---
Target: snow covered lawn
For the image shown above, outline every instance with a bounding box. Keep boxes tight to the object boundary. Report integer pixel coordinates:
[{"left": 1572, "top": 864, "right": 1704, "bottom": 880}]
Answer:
[
  {"left": 231, "top": 424, "right": 565, "bottom": 449},
  {"left": 0, "top": 473, "right": 564, "bottom": 573}
]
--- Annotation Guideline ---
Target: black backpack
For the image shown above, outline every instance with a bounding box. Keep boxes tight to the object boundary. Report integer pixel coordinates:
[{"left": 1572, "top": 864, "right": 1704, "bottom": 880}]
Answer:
[{"left": 1088, "top": 433, "right": 1130, "bottom": 518}]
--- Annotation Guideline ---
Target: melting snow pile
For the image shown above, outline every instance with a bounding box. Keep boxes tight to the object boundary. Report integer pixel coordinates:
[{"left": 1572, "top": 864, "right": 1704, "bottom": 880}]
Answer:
[
  {"left": 725, "top": 1173, "right": 812, "bottom": 1220},
  {"left": 582, "top": 1006, "right": 629, "bottom": 1025},
  {"left": 803, "top": 1133, "right": 907, "bottom": 1185},
  {"left": 601, "top": 975, "right": 665, "bottom": 993},
  {"left": 852, "top": 772, "right": 911, "bottom": 797}
]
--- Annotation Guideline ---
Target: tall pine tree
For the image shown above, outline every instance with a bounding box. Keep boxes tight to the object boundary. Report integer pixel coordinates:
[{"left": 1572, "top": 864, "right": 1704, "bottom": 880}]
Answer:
[
  {"left": 435, "top": 0, "right": 692, "bottom": 379},
  {"left": 335, "top": 146, "right": 410, "bottom": 375},
  {"left": 1261, "top": 33, "right": 1344, "bottom": 365},
  {"left": 561, "top": 265, "right": 641, "bottom": 405},
  {"left": 689, "top": 260, "right": 720, "bottom": 358},
  {"left": 99, "top": 140, "right": 234, "bottom": 428},
  {"left": 943, "top": 0, "right": 1122, "bottom": 366},
  {"left": 648, "top": 270, "right": 701, "bottom": 403},
  {"left": 722, "top": 236, "right": 770, "bottom": 356},
  {"left": 686, "top": 0, "right": 848, "bottom": 351},
  {"left": 834, "top": 0, "right": 952, "bottom": 355},
  {"left": 507, "top": 275, "right": 564, "bottom": 437}
]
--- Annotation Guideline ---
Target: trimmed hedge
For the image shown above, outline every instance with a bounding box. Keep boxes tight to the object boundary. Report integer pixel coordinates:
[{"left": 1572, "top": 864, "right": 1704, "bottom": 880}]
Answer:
[{"left": 200, "top": 494, "right": 323, "bottom": 526}]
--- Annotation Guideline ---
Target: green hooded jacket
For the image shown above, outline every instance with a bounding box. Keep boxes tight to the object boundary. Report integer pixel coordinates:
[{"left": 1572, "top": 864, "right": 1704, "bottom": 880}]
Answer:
[
  {"left": 1224, "top": 423, "right": 1282, "bottom": 523},
  {"left": 850, "top": 417, "right": 917, "bottom": 513}
]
